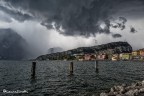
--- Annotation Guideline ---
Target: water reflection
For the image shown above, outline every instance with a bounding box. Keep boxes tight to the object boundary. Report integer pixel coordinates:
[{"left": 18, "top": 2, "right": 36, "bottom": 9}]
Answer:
[
  {"left": 30, "top": 76, "right": 37, "bottom": 84},
  {"left": 95, "top": 68, "right": 99, "bottom": 73}
]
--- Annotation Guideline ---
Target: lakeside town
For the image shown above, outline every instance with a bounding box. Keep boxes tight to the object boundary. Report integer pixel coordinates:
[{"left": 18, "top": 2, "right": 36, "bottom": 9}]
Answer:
[
  {"left": 73, "top": 48, "right": 144, "bottom": 61},
  {"left": 36, "top": 41, "right": 144, "bottom": 61},
  {"left": 111, "top": 48, "right": 144, "bottom": 61}
]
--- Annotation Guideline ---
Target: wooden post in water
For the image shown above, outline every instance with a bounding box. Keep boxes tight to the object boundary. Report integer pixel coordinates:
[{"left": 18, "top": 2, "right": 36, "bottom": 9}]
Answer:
[
  {"left": 69, "top": 62, "right": 73, "bottom": 75},
  {"left": 95, "top": 60, "right": 99, "bottom": 72},
  {"left": 31, "top": 61, "right": 36, "bottom": 77}
]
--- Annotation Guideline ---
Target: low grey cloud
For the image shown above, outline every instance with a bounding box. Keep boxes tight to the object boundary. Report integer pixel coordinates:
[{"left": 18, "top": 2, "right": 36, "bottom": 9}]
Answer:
[
  {"left": 110, "top": 17, "right": 127, "bottom": 30},
  {"left": 0, "top": 1, "right": 34, "bottom": 22},
  {"left": 0, "top": 10, "right": 12, "bottom": 22},
  {"left": 0, "top": 0, "right": 125, "bottom": 36},
  {"left": 117, "top": 17, "right": 127, "bottom": 30},
  {"left": 112, "top": 33, "right": 122, "bottom": 38}
]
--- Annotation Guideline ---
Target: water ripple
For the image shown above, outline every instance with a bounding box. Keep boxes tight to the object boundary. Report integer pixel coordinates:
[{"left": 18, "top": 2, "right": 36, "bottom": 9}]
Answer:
[{"left": 0, "top": 60, "right": 144, "bottom": 95}]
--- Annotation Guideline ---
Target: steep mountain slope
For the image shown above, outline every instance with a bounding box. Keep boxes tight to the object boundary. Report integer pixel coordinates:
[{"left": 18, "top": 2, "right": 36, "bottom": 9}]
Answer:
[{"left": 0, "top": 28, "right": 29, "bottom": 60}]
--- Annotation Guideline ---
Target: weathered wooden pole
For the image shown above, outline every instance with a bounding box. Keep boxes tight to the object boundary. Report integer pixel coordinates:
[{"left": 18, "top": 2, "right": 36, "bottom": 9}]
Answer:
[
  {"left": 31, "top": 61, "right": 36, "bottom": 77},
  {"left": 95, "top": 60, "right": 99, "bottom": 72},
  {"left": 69, "top": 62, "right": 73, "bottom": 75}
]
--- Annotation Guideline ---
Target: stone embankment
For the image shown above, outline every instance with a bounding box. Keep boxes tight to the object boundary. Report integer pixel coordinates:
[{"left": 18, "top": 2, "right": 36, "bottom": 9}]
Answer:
[{"left": 100, "top": 80, "right": 144, "bottom": 96}]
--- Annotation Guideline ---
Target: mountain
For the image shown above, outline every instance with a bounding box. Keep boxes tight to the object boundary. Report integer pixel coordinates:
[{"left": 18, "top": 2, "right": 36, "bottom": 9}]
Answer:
[
  {"left": 36, "top": 41, "right": 132, "bottom": 60},
  {"left": 0, "top": 28, "right": 29, "bottom": 60},
  {"left": 47, "top": 47, "right": 63, "bottom": 54}
]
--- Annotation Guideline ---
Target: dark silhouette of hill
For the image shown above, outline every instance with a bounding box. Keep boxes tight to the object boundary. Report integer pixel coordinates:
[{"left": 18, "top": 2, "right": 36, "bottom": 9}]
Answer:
[{"left": 0, "top": 28, "right": 29, "bottom": 60}]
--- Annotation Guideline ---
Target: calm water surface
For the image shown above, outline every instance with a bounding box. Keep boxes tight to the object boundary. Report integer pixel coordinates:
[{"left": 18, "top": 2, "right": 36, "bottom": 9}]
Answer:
[{"left": 0, "top": 60, "right": 144, "bottom": 96}]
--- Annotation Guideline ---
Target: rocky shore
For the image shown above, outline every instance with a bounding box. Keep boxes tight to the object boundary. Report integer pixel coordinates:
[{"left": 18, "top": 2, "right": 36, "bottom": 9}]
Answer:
[{"left": 100, "top": 80, "right": 144, "bottom": 96}]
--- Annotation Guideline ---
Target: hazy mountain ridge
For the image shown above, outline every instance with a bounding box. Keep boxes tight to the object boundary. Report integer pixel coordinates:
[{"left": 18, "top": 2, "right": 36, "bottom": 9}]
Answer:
[
  {"left": 47, "top": 47, "right": 63, "bottom": 54},
  {"left": 36, "top": 41, "right": 132, "bottom": 60}
]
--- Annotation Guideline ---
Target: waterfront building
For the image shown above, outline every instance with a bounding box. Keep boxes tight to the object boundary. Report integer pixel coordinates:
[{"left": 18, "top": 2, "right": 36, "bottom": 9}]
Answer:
[
  {"left": 139, "top": 49, "right": 144, "bottom": 56},
  {"left": 132, "top": 50, "right": 140, "bottom": 56},
  {"left": 111, "top": 54, "right": 119, "bottom": 61},
  {"left": 139, "top": 49, "right": 144, "bottom": 60},
  {"left": 108, "top": 54, "right": 112, "bottom": 60},
  {"left": 132, "top": 50, "right": 141, "bottom": 60},
  {"left": 73, "top": 54, "right": 84, "bottom": 61},
  {"left": 84, "top": 54, "right": 96, "bottom": 61},
  {"left": 132, "top": 50, "right": 140, "bottom": 60},
  {"left": 119, "top": 53, "right": 132, "bottom": 60},
  {"left": 84, "top": 54, "right": 91, "bottom": 61},
  {"left": 97, "top": 54, "right": 106, "bottom": 60}
]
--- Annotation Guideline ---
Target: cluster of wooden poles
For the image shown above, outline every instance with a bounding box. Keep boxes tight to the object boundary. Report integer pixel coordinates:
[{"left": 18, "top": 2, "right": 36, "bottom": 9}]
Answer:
[{"left": 31, "top": 60, "right": 99, "bottom": 78}]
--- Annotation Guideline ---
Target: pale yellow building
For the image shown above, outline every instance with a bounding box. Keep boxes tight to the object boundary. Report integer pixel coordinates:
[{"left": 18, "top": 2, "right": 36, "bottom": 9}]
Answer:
[
  {"left": 132, "top": 51, "right": 140, "bottom": 56},
  {"left": 120, "top": 53, "right": 132, "bottom": 60},
  {"left": 112, "top": 54, "right": 119, "bottom": 61}
]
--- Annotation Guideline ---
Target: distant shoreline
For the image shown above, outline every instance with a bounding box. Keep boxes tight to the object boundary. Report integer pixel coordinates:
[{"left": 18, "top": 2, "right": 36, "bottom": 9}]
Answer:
[{"left": 31, "top": 59, "right": 144, "bottom": 62}]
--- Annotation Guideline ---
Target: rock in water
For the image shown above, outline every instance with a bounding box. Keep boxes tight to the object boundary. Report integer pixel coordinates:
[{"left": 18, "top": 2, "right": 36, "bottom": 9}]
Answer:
[
  {"left": 139, "top": 88, "right": 144, "bottom": 93},
  {"left": 100, "top": 92, "right": 108, "bottom": 96}
]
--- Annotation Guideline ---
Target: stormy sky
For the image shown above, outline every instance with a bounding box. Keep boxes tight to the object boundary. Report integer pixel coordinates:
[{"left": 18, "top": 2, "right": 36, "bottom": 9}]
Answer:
[{"left": 0, "top": 0, "right": 144, "bottom": 57}]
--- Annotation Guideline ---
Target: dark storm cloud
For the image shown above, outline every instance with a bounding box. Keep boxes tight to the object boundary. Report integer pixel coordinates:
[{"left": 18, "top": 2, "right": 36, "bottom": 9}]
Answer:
[
  {"left": 37, "top": 0, "right": 114, "bottom": 36},
  {"left": 110, "top": 17, "right": 127, "bottom": 30},
  {"left": 98, "top": 17, "right": 127, "bottom": 37},
  {"left": 103, "top": 19, "right": 111, "bottom": 34},
  {"left": 3, "top": 0, "right": 117, "bottom": 36},
  {"left": 0, "top": 5, "right": 33, "bottom": 22},
  {"left": 112, "top": 33, "right": 122, "bottom": 38},
  {"left": 117, "top": 17, "right": 127, "bottom": 30},
  {"left": 2, "top": 0, "right": 144, "bottom": 36},
  {"left": 130, "top": 26, "right": 137, "bottom": 33}
]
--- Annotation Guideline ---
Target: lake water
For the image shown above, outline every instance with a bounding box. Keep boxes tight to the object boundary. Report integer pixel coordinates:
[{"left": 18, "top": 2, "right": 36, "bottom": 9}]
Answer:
[{"left": 0, "top": 60, "right": 144, "bottom": 96}]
